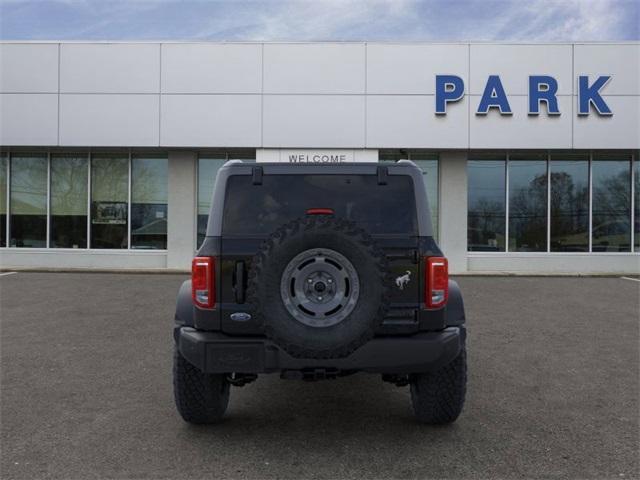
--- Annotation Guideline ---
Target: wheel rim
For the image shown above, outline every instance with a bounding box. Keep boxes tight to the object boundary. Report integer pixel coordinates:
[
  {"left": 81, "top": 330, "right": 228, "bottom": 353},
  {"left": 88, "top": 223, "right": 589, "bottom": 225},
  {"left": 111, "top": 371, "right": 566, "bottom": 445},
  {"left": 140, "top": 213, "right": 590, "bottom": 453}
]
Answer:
[{"left": 280, "top": 248, "right": 360, "bottom": 327}]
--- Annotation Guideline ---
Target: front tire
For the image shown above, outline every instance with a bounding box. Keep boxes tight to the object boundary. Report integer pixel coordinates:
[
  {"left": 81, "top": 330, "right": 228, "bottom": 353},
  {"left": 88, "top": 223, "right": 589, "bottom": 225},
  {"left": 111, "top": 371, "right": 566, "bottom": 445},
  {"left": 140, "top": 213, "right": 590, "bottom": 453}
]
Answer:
[
  {"left": 173, "top": 347, "right": 230, "bottom": 424},
  {"left": 410, "top": 344, "right": 467, "bottom": 424}
]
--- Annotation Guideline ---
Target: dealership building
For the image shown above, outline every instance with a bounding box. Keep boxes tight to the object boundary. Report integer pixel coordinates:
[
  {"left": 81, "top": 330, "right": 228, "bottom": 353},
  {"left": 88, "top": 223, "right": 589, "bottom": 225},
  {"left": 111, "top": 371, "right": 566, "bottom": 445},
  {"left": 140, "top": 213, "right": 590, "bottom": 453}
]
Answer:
[{"left": 0, "top": 41, "right": 638, "bottom": 274}]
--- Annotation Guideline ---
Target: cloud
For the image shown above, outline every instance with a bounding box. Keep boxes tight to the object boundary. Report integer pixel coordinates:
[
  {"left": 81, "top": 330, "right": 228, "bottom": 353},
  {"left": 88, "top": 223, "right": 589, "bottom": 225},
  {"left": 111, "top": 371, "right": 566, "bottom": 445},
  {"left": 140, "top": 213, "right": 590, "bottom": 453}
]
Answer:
[
  {"left": 0, "top": 0, "right": 637, "bottom": 41},
  {"left": 169, "top": 0, "right": 639, "bottom": 42},
  {"left": 487, "top": 0, "right": 637, "bottom": 41}
]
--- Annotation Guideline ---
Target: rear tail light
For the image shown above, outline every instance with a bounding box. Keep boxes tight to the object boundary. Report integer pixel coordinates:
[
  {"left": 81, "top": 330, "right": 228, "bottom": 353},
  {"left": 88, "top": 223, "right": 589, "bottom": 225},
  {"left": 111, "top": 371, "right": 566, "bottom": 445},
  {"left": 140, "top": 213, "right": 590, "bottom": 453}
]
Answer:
[
  {"left": 306, "top": 208, "right": 335, "bottom": 215},
  {"left": 425, "top": 256, "right": 448, "bottom": 308},
  {"left": 192, "top": 256, "right": 215, "bottom": 309}
]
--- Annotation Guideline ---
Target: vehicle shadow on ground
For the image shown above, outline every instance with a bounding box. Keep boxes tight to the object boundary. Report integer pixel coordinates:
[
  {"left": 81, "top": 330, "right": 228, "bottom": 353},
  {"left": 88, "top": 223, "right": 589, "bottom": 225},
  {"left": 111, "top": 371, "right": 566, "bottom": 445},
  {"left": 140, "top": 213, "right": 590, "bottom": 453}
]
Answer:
[
  {"left": 165, "top": 373, "right": 478, "bottom": 479},
  {"left": 175, "top": 371, "right": 467, "bottom": 438}
]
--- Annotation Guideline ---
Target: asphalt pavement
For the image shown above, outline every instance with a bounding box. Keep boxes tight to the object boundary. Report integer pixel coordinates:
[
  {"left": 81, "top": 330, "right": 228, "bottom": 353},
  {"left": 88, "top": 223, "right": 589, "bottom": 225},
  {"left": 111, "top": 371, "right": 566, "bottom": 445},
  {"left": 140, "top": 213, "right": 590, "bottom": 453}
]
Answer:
[{"left": 1, "top": 273, "right": 638, "bottom": 479}]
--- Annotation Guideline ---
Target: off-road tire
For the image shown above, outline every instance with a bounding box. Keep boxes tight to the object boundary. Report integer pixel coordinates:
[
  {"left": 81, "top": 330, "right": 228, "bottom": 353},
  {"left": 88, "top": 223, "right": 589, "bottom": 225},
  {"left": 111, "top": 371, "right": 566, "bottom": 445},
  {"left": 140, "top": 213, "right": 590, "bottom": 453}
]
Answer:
[
  {"left": 173, "top": 347, "right": 230, "bottom": 424},
  {"left": 248, "top": 215, "right": 389, "bottom": 359},
  {"left": 410, "top": 343, "right": 467, "bottom": 424}
]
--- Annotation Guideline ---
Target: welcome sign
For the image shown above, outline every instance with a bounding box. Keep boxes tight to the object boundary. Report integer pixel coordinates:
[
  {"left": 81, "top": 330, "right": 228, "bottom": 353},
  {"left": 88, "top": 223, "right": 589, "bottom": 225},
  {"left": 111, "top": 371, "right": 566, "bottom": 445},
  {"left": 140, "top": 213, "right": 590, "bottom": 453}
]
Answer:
[{"left": 256, "top": 149, "right": 378, "bottom": 163}]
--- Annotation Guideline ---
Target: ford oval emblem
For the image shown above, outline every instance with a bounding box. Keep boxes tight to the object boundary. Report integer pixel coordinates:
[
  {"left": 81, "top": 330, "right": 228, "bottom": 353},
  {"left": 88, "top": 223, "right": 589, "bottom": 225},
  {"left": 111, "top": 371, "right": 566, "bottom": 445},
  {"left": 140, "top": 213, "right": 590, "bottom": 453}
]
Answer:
[{"left": 230, "top": 312, "right": 252, "bottom": 322}]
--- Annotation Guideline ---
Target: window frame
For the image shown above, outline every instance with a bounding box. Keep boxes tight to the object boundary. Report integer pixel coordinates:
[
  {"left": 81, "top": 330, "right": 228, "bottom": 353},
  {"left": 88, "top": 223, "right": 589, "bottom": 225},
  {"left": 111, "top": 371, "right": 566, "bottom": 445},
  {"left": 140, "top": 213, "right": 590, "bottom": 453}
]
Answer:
[
  {"left": 89, "top": 151, "right": 130, "bottom": 250},
  {"left": 0, "top": 152, "right": 8, "bottom": 248},
  {"left": 0, "top": 148, "right": 168, "bottom": 252},
  {"left": 8, "top": 152, "right": 49, "bottom": 248},
  {"left": 548, "top": 154, "right": 590, "bottom": 253},
  {"left": 468, "top": 150, "right": 639, "bottom": 255},
  {"left": 590, "top": 152, "right": 634, "bottom": 253},
  {"left": 467, "top": 155, "right": 507, "bottom": 252},
  {"left": 49, "top": 153, "right": 89, "bottom": 249},
  {"left": 129, "top": 153, "right": 169, "bottom": 250},
  {"left": 0, "top": 148, "right": 636, "bottom": 255}
]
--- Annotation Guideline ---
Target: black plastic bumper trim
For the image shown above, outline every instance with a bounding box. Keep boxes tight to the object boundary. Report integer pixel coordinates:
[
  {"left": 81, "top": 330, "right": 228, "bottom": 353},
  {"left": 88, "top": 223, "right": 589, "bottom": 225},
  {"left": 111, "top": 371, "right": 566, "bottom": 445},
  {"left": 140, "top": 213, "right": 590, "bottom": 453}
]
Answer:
[{"left": 177, "top": 327, "right": 464, "bottom": 374}]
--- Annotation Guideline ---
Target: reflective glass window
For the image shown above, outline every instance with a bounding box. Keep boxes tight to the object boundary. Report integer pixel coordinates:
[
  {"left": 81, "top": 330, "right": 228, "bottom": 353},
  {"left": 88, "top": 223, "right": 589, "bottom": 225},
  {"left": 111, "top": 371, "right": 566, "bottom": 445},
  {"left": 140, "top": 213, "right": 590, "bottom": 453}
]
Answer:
[
  {"left": 379, "top": 150, "right": 408, "bottom": 162},
  {"left": 91, "top": 155, "right": 128, "bottom": 249},
  {"left": 0, "top": 154, "right": 6, "bottom": 247},
  {"left": 131, "top": 156, "right": 168, "bottom": 249},
  {"left": 380, "top": 151, "right": 438, "bottom": 239},
  {"left": 592, "top": 154, "right": 631, "bottom": 252},
  {"left": 197, "top": 156, "right": 226, "bottom": 248},
  {"left": 50, "top": 154, "right": 88, "bottom": 248},
  {"left": 223, "top": 174, "right": 417, "bottom": 235},
  {"left": 227, "top": 149, "right": 257, "bottom": 163},
  {"left": 634, "top": 156, "right": 639, "bottom": 251},
  {"left": 508, "top": 154, "right": 548, "bottom": 252},
  {"left": 550, "top": 154, "right": 589, "bottom": 252},
  {"left": 468, "top": 157, "right": 506, "bottom": 251},
  {"left": 10, "top": 154, "right": 47, "bottom": 248}
]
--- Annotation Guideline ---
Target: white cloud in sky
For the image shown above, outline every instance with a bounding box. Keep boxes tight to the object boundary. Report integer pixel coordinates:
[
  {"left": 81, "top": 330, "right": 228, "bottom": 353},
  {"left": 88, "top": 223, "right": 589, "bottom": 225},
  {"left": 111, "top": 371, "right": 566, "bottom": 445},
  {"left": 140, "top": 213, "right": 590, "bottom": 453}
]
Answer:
[
  {"left": 171, "top": 0, "right": 640, "bottom": 42},
  {"left": 0, "top": 0, "right": 637, "bottom": 41},
  {"left": 488, "top": 0, "right": 632, "bottom": 41}
]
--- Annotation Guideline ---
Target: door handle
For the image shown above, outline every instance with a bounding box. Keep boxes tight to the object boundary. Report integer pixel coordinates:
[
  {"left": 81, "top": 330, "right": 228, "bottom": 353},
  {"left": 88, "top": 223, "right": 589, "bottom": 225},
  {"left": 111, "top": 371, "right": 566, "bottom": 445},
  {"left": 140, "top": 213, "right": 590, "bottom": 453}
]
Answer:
[{"left": 234, "top": 261, "right": 246, "bottom": 304}]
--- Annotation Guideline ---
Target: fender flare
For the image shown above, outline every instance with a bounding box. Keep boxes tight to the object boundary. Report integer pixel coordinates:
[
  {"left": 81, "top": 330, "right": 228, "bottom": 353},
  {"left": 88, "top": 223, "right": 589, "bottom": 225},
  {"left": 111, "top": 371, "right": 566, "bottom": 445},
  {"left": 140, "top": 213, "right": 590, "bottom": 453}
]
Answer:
[
  {"left": 174, "top": 280, "right": 194, "bottom": 329},
  {"left": 445, "top": 279, "right": 466, "bottom": 326}
]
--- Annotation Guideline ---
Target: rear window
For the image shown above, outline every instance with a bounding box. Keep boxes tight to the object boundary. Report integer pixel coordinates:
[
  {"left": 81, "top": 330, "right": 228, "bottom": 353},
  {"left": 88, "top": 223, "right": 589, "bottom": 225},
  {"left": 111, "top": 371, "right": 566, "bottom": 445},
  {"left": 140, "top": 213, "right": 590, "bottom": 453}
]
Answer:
[{"left": 222, "top": 174, "right": 417, "bottom": 235}]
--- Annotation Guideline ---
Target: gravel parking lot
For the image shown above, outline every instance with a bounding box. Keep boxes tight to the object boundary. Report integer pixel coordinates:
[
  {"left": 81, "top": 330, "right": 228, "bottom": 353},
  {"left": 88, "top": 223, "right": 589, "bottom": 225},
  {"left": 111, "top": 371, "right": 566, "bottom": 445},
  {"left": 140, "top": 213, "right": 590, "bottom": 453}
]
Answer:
[{"left": 1, "top": 272, "right": 638, "bottom": 480}]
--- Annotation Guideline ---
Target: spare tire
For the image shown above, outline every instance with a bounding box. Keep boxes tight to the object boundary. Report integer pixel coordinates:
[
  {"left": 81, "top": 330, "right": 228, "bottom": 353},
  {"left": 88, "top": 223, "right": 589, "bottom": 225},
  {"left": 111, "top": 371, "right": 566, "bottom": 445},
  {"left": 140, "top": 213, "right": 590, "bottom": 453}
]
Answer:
[{"left": 247, "top": 216, "right": 389, "bottom": 359}]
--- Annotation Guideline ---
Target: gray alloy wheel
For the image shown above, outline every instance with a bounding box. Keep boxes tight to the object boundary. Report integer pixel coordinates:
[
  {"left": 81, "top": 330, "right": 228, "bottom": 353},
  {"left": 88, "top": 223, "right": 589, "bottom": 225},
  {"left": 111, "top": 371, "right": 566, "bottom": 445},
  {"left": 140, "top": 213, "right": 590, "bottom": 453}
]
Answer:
[{"left": 280, "top": 248, "right": 360, "bottom": 328}]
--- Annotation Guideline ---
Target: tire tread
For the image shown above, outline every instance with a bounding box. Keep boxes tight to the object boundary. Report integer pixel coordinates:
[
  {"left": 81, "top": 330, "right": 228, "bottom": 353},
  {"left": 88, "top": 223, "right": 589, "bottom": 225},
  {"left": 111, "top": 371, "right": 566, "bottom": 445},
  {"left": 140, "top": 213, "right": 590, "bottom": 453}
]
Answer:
[
  {"left": 410, "top": 345, "right": 467, "bottom": 424},
  {"left": 173, "top": 347, "right": 230, "bottom": 424}
]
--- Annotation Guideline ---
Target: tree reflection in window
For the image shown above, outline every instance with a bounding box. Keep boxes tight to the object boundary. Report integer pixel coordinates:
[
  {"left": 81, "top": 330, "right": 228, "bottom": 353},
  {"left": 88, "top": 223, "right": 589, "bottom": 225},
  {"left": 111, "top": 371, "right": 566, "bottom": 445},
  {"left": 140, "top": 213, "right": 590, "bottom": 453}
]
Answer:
[
  {"left": 10, "top": 154, "right": 47, "bottom": 248},
  {"left": 634, "top": 157, "right": 639, "bottom": 251},
  {"left": 550, "top": 156, "right": 589, "bottom": 252},
  {"left": 91, "top": 155, "right": 128, "bottom": 249},
  {"left": 51, "top": 155, "right": 88, "bottom": 248},
  {"left": 508, "top": 155, "right": 547, "bottom": 252},
  {"left": 0, "top": 154, "right": 6, "bottom": 247},
  {"left": 468, "top": 159, "right": 506, "bottom": 251},
  {"left": 592, "top": 155, "right": 631, "bottom": 252},
  {"left": 131, "top": 156, "right": 168, "bottom": 249}
]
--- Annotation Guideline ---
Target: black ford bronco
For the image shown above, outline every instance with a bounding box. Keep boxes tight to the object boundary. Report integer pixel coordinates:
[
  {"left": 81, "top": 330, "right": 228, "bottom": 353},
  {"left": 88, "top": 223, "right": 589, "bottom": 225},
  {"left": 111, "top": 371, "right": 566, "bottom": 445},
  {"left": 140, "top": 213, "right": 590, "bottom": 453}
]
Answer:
[{"left": 173, "top": 160, "right": 467, "bottom": 424}]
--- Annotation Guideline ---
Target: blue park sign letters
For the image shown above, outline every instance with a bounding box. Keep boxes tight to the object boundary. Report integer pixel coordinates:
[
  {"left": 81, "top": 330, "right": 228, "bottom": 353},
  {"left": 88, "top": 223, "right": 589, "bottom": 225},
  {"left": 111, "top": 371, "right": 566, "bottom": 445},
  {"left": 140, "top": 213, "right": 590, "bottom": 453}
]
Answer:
[{"left": 435, "top": 75, "right": 613, "bottom": 116}]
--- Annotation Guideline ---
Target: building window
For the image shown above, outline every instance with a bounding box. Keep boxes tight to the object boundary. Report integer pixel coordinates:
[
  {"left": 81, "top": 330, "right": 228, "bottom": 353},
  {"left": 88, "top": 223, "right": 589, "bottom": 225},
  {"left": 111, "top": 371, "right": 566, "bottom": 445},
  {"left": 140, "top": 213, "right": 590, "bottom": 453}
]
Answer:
[
  {"left": 50, "top": 154, "right": 88, "bottom": 248},
  {"left": 508, "top": 153, "right": 548, "bottom": 252},
  {"left": 468, "top": 151, "right": 638, "bottom": 254},
  {"left": 2, "top": 150, "right": 174, "bottom": 251},
  {"left": 91, "top": 154, "right": 128, "bottom": 249},
  {"left": 10, "top": 154, "right": 47, "bottom": 248},
  {"left": 0, "top": 154, "right": 7, "bottom": 247},
  {"left": 197, "top": 150, "right": 256, "bottom": 248},
  {"left": 550, "top": 154, "right": 589, "bottom": 252},
  {"left": 635, "top": 157, "right": 639, "bottom": 251},
  {"left": 131, "top": 155, "right": 168, "bottom": 249},
  {"left": 592, "top": 153, "right": 632, "bottom": 252},
  {"left": 468, "top": 156, "right": 506, "bottom": 251}
]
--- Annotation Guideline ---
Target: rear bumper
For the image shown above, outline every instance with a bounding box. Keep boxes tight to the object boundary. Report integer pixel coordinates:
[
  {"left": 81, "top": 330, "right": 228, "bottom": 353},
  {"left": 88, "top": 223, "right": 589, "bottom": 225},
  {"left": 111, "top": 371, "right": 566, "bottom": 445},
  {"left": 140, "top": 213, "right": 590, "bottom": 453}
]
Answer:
[{"left": 176, "top": 326, "right": 465, "bottom": 374}]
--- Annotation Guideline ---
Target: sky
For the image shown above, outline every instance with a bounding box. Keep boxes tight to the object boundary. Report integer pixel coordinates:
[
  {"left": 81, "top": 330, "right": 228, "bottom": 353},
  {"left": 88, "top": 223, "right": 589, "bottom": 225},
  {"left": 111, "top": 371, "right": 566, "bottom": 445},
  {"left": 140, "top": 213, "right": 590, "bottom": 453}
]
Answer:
[{"left": 0, "top": 0, "right": 638, "bottom": 42}]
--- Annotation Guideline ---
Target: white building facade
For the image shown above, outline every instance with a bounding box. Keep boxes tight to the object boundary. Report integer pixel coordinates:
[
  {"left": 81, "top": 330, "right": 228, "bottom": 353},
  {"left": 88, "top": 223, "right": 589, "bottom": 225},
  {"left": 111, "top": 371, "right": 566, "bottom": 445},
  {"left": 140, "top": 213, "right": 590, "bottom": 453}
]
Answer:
[{"left": 0, "top": 41, "right": 638, "bottom": 273}]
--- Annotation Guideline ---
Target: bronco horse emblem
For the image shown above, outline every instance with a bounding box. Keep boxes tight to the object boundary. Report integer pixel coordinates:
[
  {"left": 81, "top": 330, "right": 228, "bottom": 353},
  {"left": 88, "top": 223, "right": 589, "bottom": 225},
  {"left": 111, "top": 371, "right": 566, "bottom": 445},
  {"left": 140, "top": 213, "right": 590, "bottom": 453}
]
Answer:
[{"left": 395, "top": 270, "right": 412, "bottom": 290}]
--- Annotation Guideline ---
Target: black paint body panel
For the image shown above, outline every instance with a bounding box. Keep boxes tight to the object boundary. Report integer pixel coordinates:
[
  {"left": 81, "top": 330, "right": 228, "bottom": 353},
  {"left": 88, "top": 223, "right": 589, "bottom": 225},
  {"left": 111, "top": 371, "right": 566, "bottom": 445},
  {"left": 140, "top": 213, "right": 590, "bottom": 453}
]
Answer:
[{"left": 173, "top": 160, "right": 467, "bottom": 373}]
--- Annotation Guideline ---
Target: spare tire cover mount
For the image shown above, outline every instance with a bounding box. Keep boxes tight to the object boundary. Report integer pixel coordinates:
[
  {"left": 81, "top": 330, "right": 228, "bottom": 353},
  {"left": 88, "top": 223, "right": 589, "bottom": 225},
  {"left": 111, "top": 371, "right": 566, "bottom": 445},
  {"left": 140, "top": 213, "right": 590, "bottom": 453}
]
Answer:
[{"left": 280, "top": 247, "right": 360, "bottom": 328}]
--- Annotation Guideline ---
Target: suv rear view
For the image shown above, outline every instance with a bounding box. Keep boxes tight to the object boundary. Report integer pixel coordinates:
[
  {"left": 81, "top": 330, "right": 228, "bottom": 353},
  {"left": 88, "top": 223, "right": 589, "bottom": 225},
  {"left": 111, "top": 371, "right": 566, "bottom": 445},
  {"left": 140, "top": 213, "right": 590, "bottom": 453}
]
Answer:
[{"left": 173, "top": 160, "right": 467, "bottom": 424}]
